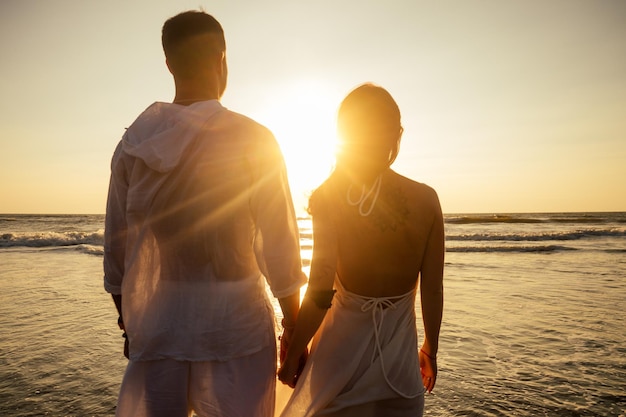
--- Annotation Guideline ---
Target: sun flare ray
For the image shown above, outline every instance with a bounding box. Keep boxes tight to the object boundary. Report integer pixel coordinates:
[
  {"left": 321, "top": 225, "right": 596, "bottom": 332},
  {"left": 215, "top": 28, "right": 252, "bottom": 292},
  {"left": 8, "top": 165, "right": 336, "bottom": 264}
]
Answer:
[{"left": 254, "top": 80, "right": 341, "bottom": 214}]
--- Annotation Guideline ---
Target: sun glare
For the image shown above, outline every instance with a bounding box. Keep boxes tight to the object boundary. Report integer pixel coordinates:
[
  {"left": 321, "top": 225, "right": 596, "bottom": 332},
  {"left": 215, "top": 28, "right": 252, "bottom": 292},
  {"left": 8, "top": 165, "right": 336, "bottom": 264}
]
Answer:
[{"left": 255, "top": 80, "right": 339, "bottom": 213}]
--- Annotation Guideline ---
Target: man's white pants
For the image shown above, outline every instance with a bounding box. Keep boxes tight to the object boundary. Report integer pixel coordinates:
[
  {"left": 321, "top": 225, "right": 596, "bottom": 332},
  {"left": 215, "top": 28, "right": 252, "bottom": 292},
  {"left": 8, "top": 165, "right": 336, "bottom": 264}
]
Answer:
[{"left": 116, "top": 345, "right": 276, "bottom": 417}]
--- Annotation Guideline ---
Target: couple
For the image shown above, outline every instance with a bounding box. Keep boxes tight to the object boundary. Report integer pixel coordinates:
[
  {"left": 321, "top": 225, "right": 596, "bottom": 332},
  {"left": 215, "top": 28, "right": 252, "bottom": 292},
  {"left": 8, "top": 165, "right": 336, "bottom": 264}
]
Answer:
[{"left": 103, "top": 10, "right": 444, "bottom": 417}]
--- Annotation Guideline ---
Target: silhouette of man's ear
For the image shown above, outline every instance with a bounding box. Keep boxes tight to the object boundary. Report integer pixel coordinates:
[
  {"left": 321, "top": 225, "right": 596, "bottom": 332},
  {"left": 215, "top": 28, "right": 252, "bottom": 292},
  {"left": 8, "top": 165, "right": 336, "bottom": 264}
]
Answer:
[
  {"left": 166, "top": 58, "right": 174, "bottom": 75},
  {"left": 217, "top": 52, "right": 227, "bottom": 74},
  {"left": 217, "top": 51, "right": 228, "bottom": 98}
]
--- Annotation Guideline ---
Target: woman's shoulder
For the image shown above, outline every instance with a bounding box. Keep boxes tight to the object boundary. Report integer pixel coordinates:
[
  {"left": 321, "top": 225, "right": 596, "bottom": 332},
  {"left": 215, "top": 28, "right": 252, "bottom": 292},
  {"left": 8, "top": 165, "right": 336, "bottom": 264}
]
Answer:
[
  {"left": 309, "top": 177, "right": 340, "bottom": 215},
  {"left": 389, "top": 170, "right": 440, "bottom": 203}
]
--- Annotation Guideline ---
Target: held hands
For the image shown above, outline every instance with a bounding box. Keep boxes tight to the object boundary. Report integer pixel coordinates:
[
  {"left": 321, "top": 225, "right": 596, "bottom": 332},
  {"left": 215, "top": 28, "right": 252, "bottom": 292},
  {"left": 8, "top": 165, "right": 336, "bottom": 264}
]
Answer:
[
  {"left": 277, "top": 325, "right": 307, "bottom": 388},
  {"left": 419, "top": 348, "right": 437, "bottom": 393},
  {"left": 278, "top": 350, "right": 308, "bottom": 388}
]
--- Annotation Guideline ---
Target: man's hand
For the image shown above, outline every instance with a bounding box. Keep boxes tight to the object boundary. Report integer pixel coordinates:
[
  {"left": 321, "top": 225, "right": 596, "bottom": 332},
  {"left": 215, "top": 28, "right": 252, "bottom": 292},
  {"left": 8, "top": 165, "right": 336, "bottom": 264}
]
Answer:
[
  {"left": 118, "top": 315, "right": 129, "bottom": 359},
  {"left": 123, "top": 333, "right": 129, "bottom": 359}
]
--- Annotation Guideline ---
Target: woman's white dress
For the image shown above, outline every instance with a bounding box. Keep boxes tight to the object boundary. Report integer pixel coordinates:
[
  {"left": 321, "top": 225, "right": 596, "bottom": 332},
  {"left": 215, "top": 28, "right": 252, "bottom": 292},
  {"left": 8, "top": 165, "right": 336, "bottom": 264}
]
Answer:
[{"left": 280, "top": 279, "right": 425, "bottom": 416}]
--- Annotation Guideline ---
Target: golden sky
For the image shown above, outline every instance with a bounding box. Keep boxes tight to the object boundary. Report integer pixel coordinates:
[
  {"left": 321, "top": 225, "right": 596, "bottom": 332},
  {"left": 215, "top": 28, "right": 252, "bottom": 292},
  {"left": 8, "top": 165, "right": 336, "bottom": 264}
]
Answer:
[{"left": 1, "top": 0, "right": 624, "bottom": 214}]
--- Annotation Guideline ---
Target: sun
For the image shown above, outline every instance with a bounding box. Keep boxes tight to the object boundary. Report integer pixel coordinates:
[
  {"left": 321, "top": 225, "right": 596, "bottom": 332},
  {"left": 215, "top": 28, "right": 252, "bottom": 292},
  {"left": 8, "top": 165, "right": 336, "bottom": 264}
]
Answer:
[{"left": 255, "top": 80, "right": 340, "bottom": 214}]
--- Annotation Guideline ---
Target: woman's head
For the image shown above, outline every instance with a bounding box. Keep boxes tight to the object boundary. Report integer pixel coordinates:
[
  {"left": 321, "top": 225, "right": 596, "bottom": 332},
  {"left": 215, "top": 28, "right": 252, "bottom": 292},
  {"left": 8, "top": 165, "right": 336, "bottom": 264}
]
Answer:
[{"left": 335, "top": 83, "right": 403, "bottom": 179}]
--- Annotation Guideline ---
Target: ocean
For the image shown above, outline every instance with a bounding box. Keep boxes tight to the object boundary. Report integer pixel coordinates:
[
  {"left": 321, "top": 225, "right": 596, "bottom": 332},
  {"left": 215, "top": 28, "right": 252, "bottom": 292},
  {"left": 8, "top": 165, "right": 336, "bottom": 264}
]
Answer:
[{"left": 1, "top": 212, "right": 625, "bottom": 416}]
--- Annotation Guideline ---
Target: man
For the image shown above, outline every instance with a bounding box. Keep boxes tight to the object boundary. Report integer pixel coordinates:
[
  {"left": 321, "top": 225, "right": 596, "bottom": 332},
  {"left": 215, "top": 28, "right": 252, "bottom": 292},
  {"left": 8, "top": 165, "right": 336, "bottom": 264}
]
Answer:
[{"left": 103, "top": 11, "right": 306, "bottom": 417}]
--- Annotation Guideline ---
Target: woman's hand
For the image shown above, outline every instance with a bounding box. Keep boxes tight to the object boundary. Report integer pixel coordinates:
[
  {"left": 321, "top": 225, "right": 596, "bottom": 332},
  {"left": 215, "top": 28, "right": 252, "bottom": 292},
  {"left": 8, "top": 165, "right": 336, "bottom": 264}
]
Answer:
[{"left": 419, "top": 348, "right": 437, "bottom": 393}]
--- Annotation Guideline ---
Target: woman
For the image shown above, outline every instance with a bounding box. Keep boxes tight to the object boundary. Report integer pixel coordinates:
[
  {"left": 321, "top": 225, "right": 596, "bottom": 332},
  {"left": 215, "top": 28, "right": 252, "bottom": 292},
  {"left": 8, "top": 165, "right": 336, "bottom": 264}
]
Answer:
[{"left": 278, "top": 83, "right": 444, "bottom": 416}]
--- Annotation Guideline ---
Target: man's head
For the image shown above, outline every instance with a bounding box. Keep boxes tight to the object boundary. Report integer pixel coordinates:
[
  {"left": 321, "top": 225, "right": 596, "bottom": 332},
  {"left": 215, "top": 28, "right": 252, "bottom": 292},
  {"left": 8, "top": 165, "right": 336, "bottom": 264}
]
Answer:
[
  {"left": 162, "top": 11, "right": 227, "bottom": 97},
  {"left": 336, "top": 83, "right": 403, "bottom": 177}
]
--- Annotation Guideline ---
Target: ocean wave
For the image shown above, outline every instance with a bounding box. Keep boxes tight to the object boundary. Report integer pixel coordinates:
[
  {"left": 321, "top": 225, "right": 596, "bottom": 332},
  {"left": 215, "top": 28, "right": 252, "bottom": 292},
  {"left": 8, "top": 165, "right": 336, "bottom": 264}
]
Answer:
[
  {"left": 604, "top": 248, "right": 626, "bottom": 254},
  {"left": 0, "top": 231, "right": 104, "bottom": 248},
  {"left": 445, "top": 213, "right": 625, "bottom": 225},
  {"left": 446, "top": 245, "right": 577, "bottom": 253},
  {"left": 0, "top": 217, "right": 19, "bottom": 223},
  {"left": 447, "top": 228, "right": 626, "bottom": 242},
  {"left": 446, "top": 215, "right": 544, "bottom": 224},
  {"left": 44, "top": 244, "right": 105, "bottom": 256},
  {"left": 74, "top": 244, "right": 104, "bottom": 256}
]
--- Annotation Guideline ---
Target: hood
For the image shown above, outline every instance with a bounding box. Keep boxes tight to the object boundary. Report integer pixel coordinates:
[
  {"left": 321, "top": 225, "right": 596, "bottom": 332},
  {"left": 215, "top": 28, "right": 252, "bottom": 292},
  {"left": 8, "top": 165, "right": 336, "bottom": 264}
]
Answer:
[{"left": 122, "top": 100, "right": 224, "bottom": 173}]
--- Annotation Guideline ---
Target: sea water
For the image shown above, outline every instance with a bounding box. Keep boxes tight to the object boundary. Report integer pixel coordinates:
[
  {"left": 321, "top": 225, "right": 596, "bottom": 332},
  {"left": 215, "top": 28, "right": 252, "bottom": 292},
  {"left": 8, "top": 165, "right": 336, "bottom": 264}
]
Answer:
[{"left": 1, "top": 213, "right": 625, "bottom": 416}]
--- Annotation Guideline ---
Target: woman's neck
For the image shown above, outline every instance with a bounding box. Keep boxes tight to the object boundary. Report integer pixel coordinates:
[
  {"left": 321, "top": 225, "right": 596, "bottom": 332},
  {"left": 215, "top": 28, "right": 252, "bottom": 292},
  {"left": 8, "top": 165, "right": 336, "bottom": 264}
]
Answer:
[{"left": 341, "top": 167, "right": 388, "bottom": 187}]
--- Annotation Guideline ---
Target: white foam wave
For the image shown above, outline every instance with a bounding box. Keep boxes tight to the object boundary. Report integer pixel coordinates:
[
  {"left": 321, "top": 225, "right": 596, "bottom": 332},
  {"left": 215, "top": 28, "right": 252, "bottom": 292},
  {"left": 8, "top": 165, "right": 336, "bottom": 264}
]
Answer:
[
  {"left": 447, "top": 228, "right": 625, "bottom": 242},
  {"left": 446, "top": 245, "right": 577, "bottom": 253},
  {"left": 0, "top": 231, "right": 104, "bottom": 248}
]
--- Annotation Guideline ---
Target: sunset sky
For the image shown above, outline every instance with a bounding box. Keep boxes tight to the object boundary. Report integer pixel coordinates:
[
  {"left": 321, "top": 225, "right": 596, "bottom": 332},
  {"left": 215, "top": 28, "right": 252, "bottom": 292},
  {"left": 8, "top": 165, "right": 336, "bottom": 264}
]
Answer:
[{"left": 1, "top": 0, "right": 624, "bottom": 215}]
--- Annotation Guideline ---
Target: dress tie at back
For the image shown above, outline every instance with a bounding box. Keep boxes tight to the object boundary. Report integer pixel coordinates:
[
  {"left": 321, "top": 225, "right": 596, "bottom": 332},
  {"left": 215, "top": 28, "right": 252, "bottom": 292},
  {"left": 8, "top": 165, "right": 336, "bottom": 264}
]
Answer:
[{"left": 350, "top": 283, "right": 422, "bottom": 399}]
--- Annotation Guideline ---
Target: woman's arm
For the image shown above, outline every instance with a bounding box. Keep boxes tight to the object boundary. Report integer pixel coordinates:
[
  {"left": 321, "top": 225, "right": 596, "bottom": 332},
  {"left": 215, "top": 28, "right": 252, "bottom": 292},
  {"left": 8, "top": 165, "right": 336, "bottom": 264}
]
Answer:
[
  {"left": 278, "top": 191, "right": 338, "bottom": 387},
  {"left": 419, "top": 191, "right": 445, "bottom": 392}
]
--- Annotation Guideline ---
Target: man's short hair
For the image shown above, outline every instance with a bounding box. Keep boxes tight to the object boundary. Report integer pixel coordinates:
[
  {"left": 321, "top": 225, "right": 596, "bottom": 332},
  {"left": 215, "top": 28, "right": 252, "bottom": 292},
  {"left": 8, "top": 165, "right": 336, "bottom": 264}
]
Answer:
[{"left": 162, "top": 11, "right": 225, "bottom": 78}]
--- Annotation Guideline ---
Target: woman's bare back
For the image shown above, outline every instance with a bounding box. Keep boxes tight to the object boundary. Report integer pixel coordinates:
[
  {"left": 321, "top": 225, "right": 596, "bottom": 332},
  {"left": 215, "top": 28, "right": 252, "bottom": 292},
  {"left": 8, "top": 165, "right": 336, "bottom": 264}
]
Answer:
[{"left": 319, "top": 169, "right": 441, "bottom": 298}]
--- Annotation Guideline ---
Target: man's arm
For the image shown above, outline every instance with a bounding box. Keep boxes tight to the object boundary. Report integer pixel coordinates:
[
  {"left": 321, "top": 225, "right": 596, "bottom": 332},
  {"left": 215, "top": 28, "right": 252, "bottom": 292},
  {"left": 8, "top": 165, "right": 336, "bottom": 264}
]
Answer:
[
  {"left": 112, "top": 293, "right": 123, "bottom": 317},
  {"left": 277, "top": 291, "right": 301, "bottom": 364},
  {"left": 104, "top": 142, "right": 128, "bottom": 298},
  {"left": 278, "top": 293, "right": 300, "bottom": 329},
  {"left": 103, "top": 142, "right": 129, "bottom": 358},
  {"left": 248, "top": 130, "right": 307, "bottom": 299}
]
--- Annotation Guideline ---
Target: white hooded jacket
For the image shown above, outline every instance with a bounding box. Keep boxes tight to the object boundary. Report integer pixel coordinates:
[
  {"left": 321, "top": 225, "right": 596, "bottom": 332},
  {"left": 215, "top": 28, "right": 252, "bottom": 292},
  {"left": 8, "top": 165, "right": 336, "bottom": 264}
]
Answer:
[{"left": 104, "top": 100, "right": 306, "bottom": 361}]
